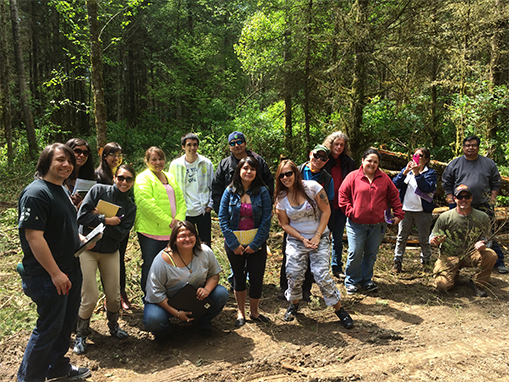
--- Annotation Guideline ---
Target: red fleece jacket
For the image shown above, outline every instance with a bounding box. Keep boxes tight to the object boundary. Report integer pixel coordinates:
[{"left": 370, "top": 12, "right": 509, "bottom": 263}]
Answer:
[{"left": 339, "top": 167, "right": 404, "bottom": 225}]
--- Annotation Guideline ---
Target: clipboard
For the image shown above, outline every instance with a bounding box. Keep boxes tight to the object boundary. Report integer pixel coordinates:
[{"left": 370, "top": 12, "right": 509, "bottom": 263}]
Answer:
[
  {"left": 167, "top": 283, "right": 215, "bottom": 320},
  {"left": 75, "top": 223, "right": 105, "bottom": 257}
]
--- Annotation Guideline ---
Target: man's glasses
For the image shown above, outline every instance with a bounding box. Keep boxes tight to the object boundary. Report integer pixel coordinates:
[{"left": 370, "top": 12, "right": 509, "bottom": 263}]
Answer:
[
  {"left": 73, "top": 148, "right": 89, "bottom": 157},
  {"left": 455, "top": 194, "right": 471, "bottom": 200},
  {"left": 229, "top": 140, "right": 245, "bottom": 147},
  {"left": 463, "top": 144, "right": 478, "bottom": 148},
  {"left": 313, "top": 153, "right": 328, "bottom": 162},
  {"left": 279, "top": 171, "right": 294, "bottom": 179},
  {"left": 116, "top": 175, "right": 134, "bottom": 183}
]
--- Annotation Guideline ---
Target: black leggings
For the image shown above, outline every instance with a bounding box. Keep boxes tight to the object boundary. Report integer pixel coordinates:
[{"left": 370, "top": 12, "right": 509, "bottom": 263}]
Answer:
[{"left": 225, "top": 242, "right": 267, "bottom": 299}]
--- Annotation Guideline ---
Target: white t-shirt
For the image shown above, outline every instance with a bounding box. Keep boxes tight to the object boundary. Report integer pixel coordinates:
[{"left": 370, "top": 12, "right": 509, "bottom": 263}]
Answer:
[
  {"left": 185, "top": 159, "right": 202, "bottom": 216},
  {"left": 402, "top": 167, "right": 429, "bottom": 212},
  {"left": 276, "top": 180, "right": 328, "bottom": 239}
]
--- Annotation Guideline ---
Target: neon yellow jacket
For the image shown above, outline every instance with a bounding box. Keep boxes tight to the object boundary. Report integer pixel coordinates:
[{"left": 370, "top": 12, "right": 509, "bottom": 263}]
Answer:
[{"left": 133, "top": 168, "right": 186, "bottom": 236}]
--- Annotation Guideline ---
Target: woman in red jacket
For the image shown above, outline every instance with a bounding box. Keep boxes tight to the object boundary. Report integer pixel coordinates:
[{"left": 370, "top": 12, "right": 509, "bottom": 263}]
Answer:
[{"left": 339, "top": 148, "right": 404, "bottom": 295}]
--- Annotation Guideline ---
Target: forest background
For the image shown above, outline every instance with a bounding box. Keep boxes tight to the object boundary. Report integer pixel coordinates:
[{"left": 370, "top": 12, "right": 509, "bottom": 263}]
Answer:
[{"left": 2, "top": 0, "right": 509, "bottom": 198}]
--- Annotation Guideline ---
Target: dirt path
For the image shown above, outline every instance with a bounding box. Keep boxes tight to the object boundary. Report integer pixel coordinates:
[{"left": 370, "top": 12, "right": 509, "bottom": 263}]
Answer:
[{"left": 2, "top": 254, "right": 509, "bottom": 382}]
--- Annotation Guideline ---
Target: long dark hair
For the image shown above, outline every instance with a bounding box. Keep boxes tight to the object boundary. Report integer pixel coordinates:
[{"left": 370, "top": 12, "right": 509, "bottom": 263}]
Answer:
[
  {"left": 168, "top": 220, "right": 203, "bottom": 254},
  {"left": 96, "top": 142, "right": 122, "bottom": 185},
  {"left": 65, "top": 138, "right": 95, "bottom": 181},
  {"left": 275, "top": 159, "right": 317, "bottom": 216},
  {"left": 229, "top": 156, "right": 265, "bottom": 197}
]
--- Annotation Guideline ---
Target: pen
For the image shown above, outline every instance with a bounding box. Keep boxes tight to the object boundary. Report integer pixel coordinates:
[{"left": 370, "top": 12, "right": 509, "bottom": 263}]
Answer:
[{"left": 119, "top": 214, "right": 125, "bottom": 219}]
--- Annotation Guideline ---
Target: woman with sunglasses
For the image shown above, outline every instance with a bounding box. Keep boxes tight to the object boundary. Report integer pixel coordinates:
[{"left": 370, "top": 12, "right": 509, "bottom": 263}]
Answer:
[
  {"left": 339, "top": 149, "right": 404, "bottom": 295},
  {"left": 134, "top": 146, "right": 186, "bottom": 296},
  {"left": 96, "top": 142, "right": 123, "bottom": 185},
  {"left": 64, "top": 138, "right": 95, "bottom": 206},
  {"left": 219, "top": 157, "right": 272, "bottom": 328},
  {"left": 392, "top": 148, "right": 437, "bottom": 273},
  {"left": 275, "top": 160, "right": 353, "bottom": 328},
  {"left": 143, "top": 221, "right": 229, "bottom": 340},
  {"left": 96, "top": 142, "right": 132, "bottom": 309},
  {"left": 74, "top": 165, "right": 137, "bottom": 354}
]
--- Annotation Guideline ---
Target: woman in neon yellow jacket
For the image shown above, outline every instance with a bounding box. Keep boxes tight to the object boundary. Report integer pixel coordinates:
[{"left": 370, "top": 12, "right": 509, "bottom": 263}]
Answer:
[{"left": 134, "top": 146, "right": 186, "bottom": 295}]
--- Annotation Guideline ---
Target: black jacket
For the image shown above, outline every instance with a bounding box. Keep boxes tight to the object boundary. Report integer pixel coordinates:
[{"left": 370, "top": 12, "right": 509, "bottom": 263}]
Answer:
[
  {"left": 77, "top": 184, "right": 137, "bottom": 253},
  {"left": 212, "top": 150, "right": 274, "bottom": 213}
]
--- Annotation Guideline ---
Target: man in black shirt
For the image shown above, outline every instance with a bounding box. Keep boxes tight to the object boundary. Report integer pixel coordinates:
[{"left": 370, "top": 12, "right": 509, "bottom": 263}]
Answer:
[{"left": 17, "top": 143, "right": 91, "bottom": 382}]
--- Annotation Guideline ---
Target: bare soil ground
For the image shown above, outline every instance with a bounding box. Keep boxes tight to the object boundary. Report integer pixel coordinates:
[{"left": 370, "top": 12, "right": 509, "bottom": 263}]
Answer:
[{"left": 2, "top": 219, "right": 509, "bottom": 382}]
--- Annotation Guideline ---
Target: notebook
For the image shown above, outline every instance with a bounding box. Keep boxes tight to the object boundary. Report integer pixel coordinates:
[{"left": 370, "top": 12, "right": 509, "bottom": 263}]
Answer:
[{"left": 167, "top": 283, "right": 215, "bottom": 321}]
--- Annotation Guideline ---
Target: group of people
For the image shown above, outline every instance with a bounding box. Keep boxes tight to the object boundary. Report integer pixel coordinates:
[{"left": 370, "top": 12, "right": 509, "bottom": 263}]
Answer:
[{"left": 16, "top": 131, "right": 504, "bottom": 381}]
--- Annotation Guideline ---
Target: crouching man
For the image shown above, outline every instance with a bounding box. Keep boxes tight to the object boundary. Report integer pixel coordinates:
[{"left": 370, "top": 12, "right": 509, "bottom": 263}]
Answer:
[{"left": 430, "top": 184, "right": 497, "bottom": 297}]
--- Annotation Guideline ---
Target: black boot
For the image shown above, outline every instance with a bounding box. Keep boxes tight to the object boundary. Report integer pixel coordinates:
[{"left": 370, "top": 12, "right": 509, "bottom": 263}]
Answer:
[
  {"left": 283, "top": 303, "right": 299, "bottom": 322},
  {"left": 107, "top": 310, "right": 129, "bottom": 339},
  {"left": 335, "top": 307, "right": 354, "bottom": 329},
  {"left": 73, "top": 316, "right": 90, "bottom": 355}
]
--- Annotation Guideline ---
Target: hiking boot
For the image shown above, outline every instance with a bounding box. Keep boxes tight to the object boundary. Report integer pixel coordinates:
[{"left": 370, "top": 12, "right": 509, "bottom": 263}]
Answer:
[
  {"left": 421, "top": 260, "right": 432, "bottom": 272},
  {"left": 391, "top": 261, "right": 402, "bottom": 274},
  {"left": 107, "top": 311, "right": 129, "bottom": 340},
  {"left": 283, "top": 303, "right": 299, "bottom": 322},
  {"left": 73, "top": 317, "right": 89, "bottom": 355},
  {"left": 335, "top": 307, "right": 354, "bottom": 329}
]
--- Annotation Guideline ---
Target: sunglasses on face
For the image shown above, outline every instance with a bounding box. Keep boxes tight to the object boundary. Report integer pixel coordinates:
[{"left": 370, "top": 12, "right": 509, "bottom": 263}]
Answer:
[
  {"left": 229, "top": 140, "right": 245, "bottom": 147},
  {"left": 116, "top": 175, "right": 134, "bottom": 183},
  {"left": 455, "top": 194, "right": 471, "bottom": 200},
  {"left": 279, "top": 171, "right": 294, "bottom": 179},
  {"left": 414, "top": 153, "right": 424, "bottom": 158},
  {"left": 73, "top": 148, "right": 89, "bottom": 157},
  {"left": 312, "top": 153, "right": 328, "bottom": 162}
]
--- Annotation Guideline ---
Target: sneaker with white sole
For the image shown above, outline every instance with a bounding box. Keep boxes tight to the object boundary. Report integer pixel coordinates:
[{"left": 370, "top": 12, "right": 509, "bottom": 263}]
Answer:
[
  {"left": 346, "top": 285, "right": 358, "bottom": 295},
  {"left": 363, "top": 282, "right": 378, "bottom": 292}
]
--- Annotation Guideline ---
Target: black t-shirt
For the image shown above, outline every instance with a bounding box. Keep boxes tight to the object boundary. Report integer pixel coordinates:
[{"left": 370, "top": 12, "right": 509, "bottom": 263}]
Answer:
[{"left": 18, "top": 179, "right": 80, "bottom": 276}]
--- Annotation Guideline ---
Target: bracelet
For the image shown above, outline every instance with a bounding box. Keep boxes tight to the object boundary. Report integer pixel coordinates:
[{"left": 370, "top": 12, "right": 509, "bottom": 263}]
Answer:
[
  {"left": 300, "top": 236, "right": 305, "bottom": 241},
  {"left": 177, "top": 310, "right": 180, "bottom": 318},
  {"left": 315, "top": 232, "right": 322, "bottom": 236}
]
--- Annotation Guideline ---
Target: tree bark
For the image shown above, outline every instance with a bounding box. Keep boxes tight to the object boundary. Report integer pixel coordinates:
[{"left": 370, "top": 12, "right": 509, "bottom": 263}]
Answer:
[
  {"left": 349, "top": 0, "right": 369, "bottom": 154},
  {"left": 0, "top": 0, "right": 13, "bottom": 165},
  {"left": 86, "top": 0, "right": 107, "bottom": 149},
  {"left": 10, "top": 0, "right": 37, "bottom": 159}
]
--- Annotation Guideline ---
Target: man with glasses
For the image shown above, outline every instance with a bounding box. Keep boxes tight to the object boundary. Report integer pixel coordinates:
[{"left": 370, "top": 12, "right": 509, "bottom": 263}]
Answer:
[
  {"left": 430, "top": 184, "right": 496, "bottom": 297},
  {"left": 170, "top": 133, "right": 214, "bottom": 247},
  {"left": 442, "top": 135, "right": 506, "bottom": 273},
  {"left": 212, "top": 131, "right": 274, "bottom": 213},
  {"left": 278, "top": 144, "right": 335, "bottom": 300}
]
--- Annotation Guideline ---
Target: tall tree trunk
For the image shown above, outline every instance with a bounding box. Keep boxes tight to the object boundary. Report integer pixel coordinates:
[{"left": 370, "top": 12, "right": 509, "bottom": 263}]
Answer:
[
  {"left": 487, "top": 0, "right": 505, "bottom": 147},
  {"left": 10, "top": 0, "right": 37, "bottom": 158},
  {"left": 86, "top": 0, "right": 107, "bottom": 149},
  {"left": 283, "top": 26, "right": 293, "bottom": 155},
  {"left": 349, "top": 0, "right": 368, "bottom": 154},
  {"left": 303, "top": 0, "right": 313, "bottom": 151},
  {"left": 1, "top": 0, "right": 13, "bottom": 165}
]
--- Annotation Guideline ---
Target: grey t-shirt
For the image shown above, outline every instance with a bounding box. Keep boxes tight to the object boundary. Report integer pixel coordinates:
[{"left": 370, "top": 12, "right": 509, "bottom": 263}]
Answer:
[{"left": 145, "top": 244, "right": 222, "bottom": 304}]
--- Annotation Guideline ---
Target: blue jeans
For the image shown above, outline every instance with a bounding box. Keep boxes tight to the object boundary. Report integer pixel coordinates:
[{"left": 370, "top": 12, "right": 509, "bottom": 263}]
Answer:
[
  {"left": 17, "top": 269, "right": 82, "bottom": 382},
  {"left": 143, "top": 285, "right": 229, "bottom": 337},
  {"left": 330, "top": 208, "right": 347, "bottom": 273},
  {"left": 137, "top": 233, "right": 168, "bottom": 295},
  {"left": 345, "top": 219, "right": 385, "bottom": 288}
]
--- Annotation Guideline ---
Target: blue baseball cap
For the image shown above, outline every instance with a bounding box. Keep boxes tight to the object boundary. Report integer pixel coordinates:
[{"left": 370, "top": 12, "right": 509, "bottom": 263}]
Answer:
[{"left": 228, "top": 131, "right": 245, "bottom": 143}]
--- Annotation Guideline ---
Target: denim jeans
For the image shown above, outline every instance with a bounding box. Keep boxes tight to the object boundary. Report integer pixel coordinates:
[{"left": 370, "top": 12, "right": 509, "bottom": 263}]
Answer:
[
  {"left": 137, "top": 233, "right": 169, "bottom": 294},
  {"left": 330, "top": 208, "right": 347, "bottom": 273},
  {"left": 186, "top": 212, "right": 212, "bottom": 247},
  {"left": 17, "top": 269, "right": 82, "bottom": 382},
  {"left": 345, "top": 219, "right": 385, "bottom": 288},
  {"left": 143, "top": 284, "right": 229, "bottom": 337}
]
